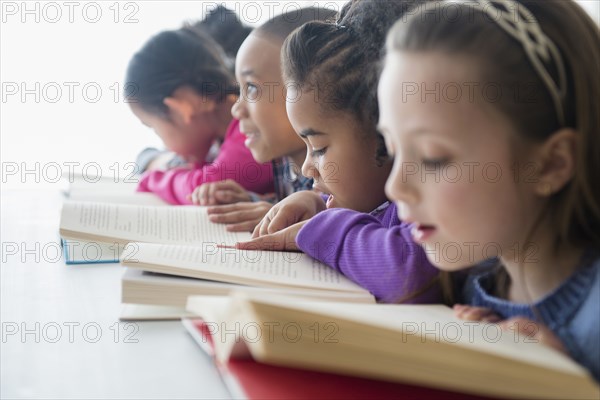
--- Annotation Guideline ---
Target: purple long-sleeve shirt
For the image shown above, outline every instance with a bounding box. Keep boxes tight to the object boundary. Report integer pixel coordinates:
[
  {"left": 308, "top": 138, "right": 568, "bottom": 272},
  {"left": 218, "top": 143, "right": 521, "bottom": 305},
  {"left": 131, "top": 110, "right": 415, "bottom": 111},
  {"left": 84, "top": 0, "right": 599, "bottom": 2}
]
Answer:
[{"left": 296, "top": 202, "right": 442, "bottom": 303}]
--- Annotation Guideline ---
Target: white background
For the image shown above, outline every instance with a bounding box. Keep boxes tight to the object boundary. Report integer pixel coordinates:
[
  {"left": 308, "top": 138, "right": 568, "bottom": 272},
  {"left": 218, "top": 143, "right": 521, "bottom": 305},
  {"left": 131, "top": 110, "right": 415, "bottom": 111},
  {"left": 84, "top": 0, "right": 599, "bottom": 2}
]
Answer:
[{"left": 1, "top": 0, "right": 598, "bottom": 189}]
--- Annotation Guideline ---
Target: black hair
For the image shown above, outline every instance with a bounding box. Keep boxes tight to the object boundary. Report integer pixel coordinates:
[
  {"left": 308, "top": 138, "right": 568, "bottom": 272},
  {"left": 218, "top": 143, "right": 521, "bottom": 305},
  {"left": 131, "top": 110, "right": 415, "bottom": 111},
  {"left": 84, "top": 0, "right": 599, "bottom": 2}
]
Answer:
[
  {"left": 282, "top": 0, "right": 431, "bottom": 164},
  {"left": 191, "top": 5, "right": 252, "bottom": 64},
  {"left": 125, "top": 27, "right": 235, "bottom": 116},
  {"left": 257, "top": 6, "right": 338, "bottom": 41}
]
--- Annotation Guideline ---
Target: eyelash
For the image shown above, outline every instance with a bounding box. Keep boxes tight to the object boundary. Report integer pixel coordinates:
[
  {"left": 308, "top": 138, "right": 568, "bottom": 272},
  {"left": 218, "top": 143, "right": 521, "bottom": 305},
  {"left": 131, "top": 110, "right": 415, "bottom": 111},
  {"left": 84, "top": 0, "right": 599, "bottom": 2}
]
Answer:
[
  {"left": 244, "top": 83, "right": 258, "bottom": 95},
  {"left": 310, "top": 147, "right": 327, "bottom": 157},
  {"left": 421, "top": 158, "right": 449, "bottom": 168}
]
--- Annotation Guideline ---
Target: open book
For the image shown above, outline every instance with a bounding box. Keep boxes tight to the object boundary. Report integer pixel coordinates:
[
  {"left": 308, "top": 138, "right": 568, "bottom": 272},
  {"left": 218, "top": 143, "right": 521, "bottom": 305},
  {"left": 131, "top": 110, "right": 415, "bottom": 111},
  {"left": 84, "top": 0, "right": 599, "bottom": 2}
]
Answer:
[
  {"left": 60, "top": 201, "right": 248, "bottom": 246},
  {"left": 61, "top": 176, "right": 168, "bottom": 263},
  {"left": 185, "top": 292, "right": 600, "bottom": 400},
  {"left": 120, "top": 243, "right": 374, "bottom": 302}
]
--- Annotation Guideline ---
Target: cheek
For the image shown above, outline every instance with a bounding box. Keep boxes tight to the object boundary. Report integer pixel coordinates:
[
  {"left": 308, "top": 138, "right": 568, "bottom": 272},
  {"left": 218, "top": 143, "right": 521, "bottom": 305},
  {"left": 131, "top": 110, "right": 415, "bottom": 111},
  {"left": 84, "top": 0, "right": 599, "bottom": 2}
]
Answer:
[
  {"left": 318, "top": 157, "right": 339, "bottom": 186},
  {"left": 429, "top": 175, "right": 521, "bottom": 244}
]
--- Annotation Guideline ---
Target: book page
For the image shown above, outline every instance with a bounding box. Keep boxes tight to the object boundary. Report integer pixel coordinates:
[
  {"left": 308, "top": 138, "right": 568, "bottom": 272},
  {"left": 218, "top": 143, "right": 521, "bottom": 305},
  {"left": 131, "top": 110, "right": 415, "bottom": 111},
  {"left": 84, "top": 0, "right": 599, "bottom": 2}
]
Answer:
[
  {"left": 60, "top": 201, "right": 250, "bottom": 245},
  {"left": 124, "top": 243, "right": 369, "bottom": 293}
]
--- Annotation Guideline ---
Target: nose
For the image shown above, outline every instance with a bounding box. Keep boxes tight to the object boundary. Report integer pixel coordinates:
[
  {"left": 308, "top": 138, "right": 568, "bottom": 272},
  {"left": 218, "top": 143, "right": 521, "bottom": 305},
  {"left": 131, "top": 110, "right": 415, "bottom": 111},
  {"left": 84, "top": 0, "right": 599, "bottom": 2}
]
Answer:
[
  {"left": 301, "top": 149, "right": 320, "bottom": 181},
  {"left": 385, "top": 157, "right": 419, "bottom": 206},
  {"left": 231, "top": 94, "right": 247, "bottom": 120}
]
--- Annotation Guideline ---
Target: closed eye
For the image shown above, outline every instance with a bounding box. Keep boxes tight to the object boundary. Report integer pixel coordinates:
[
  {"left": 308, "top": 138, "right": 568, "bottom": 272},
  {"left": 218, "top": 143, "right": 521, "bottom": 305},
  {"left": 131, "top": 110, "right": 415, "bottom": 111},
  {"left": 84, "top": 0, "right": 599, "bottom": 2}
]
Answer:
[
  {"left": 421, "top": 158, "right": 449, "bottom": 168},
  {"left": 311, "top": 147, "right": 327, "bottom": 157}
]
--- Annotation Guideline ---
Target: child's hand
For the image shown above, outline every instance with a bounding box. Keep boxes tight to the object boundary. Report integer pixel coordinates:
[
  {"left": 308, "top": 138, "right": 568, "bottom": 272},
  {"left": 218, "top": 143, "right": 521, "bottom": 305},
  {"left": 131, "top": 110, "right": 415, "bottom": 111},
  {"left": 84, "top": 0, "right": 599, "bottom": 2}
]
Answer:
[
  {"left": 499, "top": 317, "right": 567, "bottom": 354},
  {"left": 453, "top": 304, "right": 503, "bottom": 323},
  {"left": 191, "top": 179, "right": 252, "bottom": 206},
  {"left": 455, "top": 306, "right": 567, "bottom": 354},
  {"left": 207, "top": 202, "right": 272, "bottom": 232},
  {"left": 251, "top": 191, "right": 326, "bottom": 238},
  {"left": 235, "top": 221, "right": 307, "bottom": 252}
]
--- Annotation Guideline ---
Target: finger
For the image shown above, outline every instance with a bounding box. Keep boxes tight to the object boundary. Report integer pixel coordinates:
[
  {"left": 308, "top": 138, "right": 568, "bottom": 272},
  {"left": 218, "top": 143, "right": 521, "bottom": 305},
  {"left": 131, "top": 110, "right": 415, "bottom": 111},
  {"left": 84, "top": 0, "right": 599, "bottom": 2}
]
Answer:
[
  {"left": 190, "top": 188, "right": 199, "bottom": 205},
  {"left": 456, "top": 306, "right": 494, "bottom": 321},
  {"left": 500, "top": 317, "right": 537, "bottom": 336},
  {"left": 198, "top": 184, "right": 211, "bottom": 206},
  {"left": 481, "top": 314, "right": 502, "bottom": 323},
  {"left": 209, "top": 210, "right": 256, "bottom": 224},
  {"left": 266, "top": 210, "right": 296, "bottom": 234},
  {"left": 225, "top": 220, "right": 259, "bottom": 233},
  {"left": 209, "top": 179, "right": 242, "bottom": 195},
  {"left": 214, "top": 189, "right": 238, "bottom": 205},
  {"left": 259, "top": 214, "right": 272, "bottom": 237},
  {"left": 453, "top": 304, "right": 477, "bottom": 319},
  {"left": 252, "top": 219, "right": 266, "bottom": 239},
  {"left": 207, "top": 203, "right": 245, "bottom": 215},
  {"left": 208, "top": 183, "right": 219, "bottom": 206},
  {"left": 236, "top": 234, "right": 286, "bottom": 251},
  {"left": 207, "top": 202, "right": 257, "bottom": 215},
  {"left": 222, "top": 179, "right": 244, "bottom": 193}
]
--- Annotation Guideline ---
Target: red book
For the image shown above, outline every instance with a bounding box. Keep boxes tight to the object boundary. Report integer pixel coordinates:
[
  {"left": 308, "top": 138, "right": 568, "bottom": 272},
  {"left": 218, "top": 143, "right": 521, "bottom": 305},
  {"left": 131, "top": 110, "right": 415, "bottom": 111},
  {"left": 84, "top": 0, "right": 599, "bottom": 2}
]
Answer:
[{"left": 183, "top": 318, "right": 491, "bottom": 400}]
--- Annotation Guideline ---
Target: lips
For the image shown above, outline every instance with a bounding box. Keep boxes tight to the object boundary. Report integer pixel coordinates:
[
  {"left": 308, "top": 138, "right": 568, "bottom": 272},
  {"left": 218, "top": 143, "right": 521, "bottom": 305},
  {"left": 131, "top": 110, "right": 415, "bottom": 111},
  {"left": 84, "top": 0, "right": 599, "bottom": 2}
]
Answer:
[
  {"left": 312, "top": 184, "right": 336, "bottom": 208},
  {"left": 410, "top": 223, "right": 437, "bottom": 243},
  {"left": 325, "top": 194, "right": 336, "bottom": 209},
  {"left": 242, "top": 131, "right": 259, "bottom": 148}
]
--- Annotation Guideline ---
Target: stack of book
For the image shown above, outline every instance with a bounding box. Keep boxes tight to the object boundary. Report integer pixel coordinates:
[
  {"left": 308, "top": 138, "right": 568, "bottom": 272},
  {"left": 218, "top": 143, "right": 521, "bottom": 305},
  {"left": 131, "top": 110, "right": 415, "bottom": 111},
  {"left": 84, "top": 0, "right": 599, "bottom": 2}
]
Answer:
[
  {"left": 59, "top": 179, "right": 375, "bottom": 320},
  {"left": 58, "top": 177, "right": 600, "bottom": 398}
]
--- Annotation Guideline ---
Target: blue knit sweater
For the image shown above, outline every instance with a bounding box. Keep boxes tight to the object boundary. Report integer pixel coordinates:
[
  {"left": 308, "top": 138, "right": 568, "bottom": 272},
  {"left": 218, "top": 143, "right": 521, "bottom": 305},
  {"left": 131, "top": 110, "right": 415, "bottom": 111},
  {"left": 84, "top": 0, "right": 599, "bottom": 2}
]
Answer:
[{"left": 463, "top": 253, "right": 600, "bottom": 382}]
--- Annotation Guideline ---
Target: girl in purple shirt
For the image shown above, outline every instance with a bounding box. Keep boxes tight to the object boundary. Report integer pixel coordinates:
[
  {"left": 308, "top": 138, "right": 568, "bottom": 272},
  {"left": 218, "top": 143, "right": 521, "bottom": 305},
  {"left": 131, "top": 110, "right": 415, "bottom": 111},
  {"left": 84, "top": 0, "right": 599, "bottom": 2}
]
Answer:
[{"left": 238, "top": 0, "right": 442, "bottom": 304}]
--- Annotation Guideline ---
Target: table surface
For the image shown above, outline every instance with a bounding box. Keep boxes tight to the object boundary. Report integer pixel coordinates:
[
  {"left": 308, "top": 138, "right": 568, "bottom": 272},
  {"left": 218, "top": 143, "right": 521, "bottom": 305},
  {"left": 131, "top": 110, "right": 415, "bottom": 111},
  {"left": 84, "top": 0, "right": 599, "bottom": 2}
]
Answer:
[{"left": 1, "top": 189, "right": 231, "bottom": 399}]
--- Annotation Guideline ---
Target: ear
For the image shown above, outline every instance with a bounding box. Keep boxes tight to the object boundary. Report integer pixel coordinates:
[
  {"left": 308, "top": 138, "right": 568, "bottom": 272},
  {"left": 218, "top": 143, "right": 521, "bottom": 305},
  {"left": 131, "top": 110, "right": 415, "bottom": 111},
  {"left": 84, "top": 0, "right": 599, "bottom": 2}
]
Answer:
[
  {"left": 163, "top": 86, "right": 216, "bottom": 125},
  {"left": 163, "top": 96, "right": 194, "bottom": 126},
  {"left": 534, "top": 128, "right": 578, "bottom": 197}
]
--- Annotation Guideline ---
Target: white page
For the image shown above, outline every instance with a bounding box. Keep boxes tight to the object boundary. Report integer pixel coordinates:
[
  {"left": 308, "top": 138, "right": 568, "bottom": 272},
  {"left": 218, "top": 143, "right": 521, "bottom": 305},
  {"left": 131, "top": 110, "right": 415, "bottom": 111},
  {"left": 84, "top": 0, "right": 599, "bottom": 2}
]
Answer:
[
  {"left": 124, "top": 243, "right": 368, "bottom": 293},
  {"left": 60, "top": 201, "right": 250, "bottom": 245}
]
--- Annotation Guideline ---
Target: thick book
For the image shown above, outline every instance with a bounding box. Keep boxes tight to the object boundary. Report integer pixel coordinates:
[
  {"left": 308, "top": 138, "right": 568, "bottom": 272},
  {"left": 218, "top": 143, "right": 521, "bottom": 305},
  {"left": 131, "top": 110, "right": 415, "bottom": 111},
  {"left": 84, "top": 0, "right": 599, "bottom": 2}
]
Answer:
[
  {"left": 184, "top": 292, "right": 600, "bottom": 400},
  {"left": 122, "top": 268, "right": 375, "bottom": 308},
  {"left": 120, "top": 243, "right": 374, "bottom": 301},
  {"left": 182, "top": 318, "right": 492, "bottom": 400}
]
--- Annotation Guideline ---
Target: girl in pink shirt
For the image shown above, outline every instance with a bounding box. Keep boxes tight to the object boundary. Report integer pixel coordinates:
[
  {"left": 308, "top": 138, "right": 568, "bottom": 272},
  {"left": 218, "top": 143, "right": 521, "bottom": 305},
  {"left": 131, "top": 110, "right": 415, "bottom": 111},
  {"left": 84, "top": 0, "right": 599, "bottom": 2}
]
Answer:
[{"left": 126, "top": 24, "right": 273, "bottom": 204}]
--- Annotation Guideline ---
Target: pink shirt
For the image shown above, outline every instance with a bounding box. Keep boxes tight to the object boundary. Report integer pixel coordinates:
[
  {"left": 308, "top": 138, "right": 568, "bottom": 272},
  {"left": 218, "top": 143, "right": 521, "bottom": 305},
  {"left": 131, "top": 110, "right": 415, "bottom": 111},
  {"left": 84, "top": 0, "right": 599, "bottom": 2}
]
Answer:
[{"left": 137, "top": 120, "right": 273, "bottom": 205}]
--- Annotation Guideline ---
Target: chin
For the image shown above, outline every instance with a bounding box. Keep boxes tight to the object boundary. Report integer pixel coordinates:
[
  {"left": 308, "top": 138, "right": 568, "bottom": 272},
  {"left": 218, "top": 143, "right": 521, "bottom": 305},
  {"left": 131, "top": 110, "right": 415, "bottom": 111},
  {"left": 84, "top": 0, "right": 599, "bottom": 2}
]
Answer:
[
  {"left": 248, "top": 149, "right": 269, "bottom": 164},
  {"left": 421, "top": 242, "right": 474, "bottom": 271}
]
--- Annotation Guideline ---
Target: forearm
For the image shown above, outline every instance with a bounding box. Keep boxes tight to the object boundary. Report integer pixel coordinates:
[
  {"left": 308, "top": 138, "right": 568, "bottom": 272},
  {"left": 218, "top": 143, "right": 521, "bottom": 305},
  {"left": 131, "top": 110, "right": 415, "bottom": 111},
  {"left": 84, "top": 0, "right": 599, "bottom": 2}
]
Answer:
[
  {"left": 296, "top": 209, "right": 440, "bottom": 303},
  {"left": 137, "top": 166, "right": 204, "bottom": 205}
]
